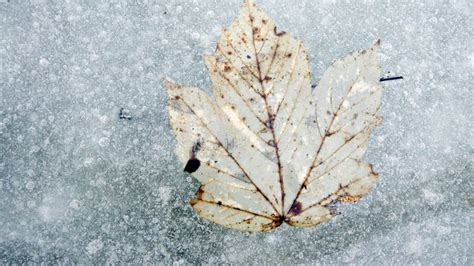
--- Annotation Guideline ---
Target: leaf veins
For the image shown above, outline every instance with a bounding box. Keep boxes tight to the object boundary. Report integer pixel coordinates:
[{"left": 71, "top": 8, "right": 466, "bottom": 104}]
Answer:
[{"left": 165, "top": 0, "right": 384, "bottom": 232}]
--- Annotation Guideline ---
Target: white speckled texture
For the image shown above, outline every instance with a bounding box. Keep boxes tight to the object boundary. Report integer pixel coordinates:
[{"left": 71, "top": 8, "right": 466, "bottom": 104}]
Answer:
[{"left": 0, "top": 0, "right": 472, "bottom": 264}]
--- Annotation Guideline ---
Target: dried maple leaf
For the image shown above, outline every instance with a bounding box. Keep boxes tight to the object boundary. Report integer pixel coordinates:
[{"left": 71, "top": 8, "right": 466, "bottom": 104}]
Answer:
[{"left": 164, "top": 0, "right": 383, "bottom": 232}]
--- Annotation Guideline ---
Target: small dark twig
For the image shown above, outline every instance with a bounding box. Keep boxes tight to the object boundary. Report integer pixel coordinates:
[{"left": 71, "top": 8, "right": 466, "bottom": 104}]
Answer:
[
  {"left": 311, "top": 75, "right": 404, "bottom": 88},
  {"left": 379, "top": 76, "right": 403, "bottom": 82}
]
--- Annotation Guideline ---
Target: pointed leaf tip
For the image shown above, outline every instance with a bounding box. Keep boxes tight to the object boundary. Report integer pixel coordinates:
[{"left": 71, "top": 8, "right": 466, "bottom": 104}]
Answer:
[
  {"left": 162, "top": 77, "right": 174, "bottom": 88},
  {"left": 373, "top": 39, "right": 381, "bottom": 47}
]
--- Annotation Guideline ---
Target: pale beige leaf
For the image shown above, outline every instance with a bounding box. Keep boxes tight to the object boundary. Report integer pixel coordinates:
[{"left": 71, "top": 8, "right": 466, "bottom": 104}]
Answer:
[
  {"left": 165, "top": 80, "right": 282, "bottom": 216},
  {"left": 165, "top": 0, "right": 384, "bottom": 232}
]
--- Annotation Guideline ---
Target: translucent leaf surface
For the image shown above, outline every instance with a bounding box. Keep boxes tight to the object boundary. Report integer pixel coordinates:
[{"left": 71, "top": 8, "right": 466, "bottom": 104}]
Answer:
[{"left": 165, "top": 0, "right": 384, "bottom": 231}]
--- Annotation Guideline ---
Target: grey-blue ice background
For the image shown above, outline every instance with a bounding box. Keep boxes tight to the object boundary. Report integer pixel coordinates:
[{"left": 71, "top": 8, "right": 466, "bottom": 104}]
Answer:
[{"left": 0, "top": 0, "right": 473, "bottom": 264}]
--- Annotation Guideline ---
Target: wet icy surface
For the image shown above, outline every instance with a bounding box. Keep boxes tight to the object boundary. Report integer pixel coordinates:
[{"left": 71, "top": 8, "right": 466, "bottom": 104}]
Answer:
[{"left": 1, "top": 0, "right": 473, "bottom": 264}]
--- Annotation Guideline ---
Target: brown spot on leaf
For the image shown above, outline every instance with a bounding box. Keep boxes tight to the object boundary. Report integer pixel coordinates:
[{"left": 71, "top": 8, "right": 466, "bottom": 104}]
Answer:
[
  {"left": 339, "top": 194, "right": 362, "bottom": 203},
  {"left": 243, "top": 217, "right": 252, "bottom": 224},
  {"left": 288, "top": 201, "right": 303, "bottom": 216},
  {"left": 173, "top": 95, "right": 180, "bottom": 100}
]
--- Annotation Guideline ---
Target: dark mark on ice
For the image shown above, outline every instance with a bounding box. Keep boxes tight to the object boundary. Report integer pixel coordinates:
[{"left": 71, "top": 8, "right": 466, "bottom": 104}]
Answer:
[
  {"left": 380, "top": 76, "right": 403, "bottom": 82},
  {"left": 119, "top": 108, "right": 132, "bottom": 120},
  {"left": 380, "top": 71, "right": 403, "bottom": 82},
  {"left": 310, "top": 75, "right": 403, "bottom": 89}
]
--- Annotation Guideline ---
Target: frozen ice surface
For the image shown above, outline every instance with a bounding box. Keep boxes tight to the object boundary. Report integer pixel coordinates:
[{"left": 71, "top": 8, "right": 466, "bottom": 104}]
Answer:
[{"left": 0, "top": 0, "right": 472, "bottom": 264}]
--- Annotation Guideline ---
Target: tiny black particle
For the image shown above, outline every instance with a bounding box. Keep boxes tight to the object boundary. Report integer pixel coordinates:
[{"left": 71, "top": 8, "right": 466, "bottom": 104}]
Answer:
[{"left": 119, "top": 108, "right": 132, "bottom": 120}]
